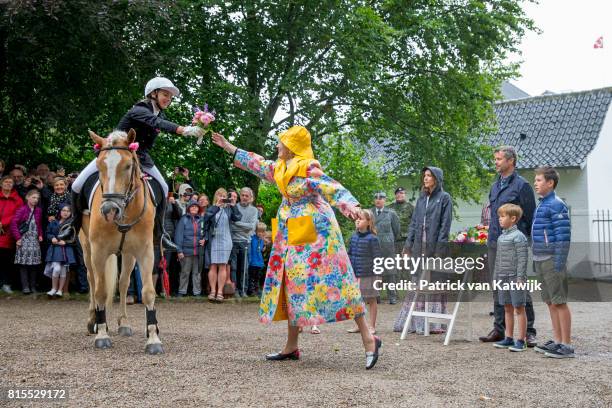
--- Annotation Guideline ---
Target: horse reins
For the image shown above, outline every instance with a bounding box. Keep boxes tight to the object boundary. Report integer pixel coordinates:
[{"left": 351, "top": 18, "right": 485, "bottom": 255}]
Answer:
[{"left": 99, "top": 145, "right": 149, "bottom": 256}]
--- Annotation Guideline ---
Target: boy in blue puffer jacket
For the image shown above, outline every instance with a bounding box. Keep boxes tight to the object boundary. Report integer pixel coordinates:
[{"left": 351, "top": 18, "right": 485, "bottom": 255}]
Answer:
[
  {"left": 175, "top": 200, "right": 204, "bottom": 297},
  {"left": 247, "top": 222, "right": 267, "bottom": 297},
  {"left": 531, "top": 166, "right": 573, "bottom": 358}
]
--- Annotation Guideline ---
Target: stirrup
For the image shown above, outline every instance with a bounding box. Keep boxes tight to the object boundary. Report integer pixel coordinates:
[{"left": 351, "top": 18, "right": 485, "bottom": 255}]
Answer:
[
  {"left": 57, "top": 222, "right": 76, "bottom": 243},
  {"left": 161, "top": 234, "right": 179, "bottom": 251}
]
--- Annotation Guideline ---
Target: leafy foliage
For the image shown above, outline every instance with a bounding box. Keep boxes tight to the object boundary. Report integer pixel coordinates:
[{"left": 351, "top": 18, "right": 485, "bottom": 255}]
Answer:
[
  {"left": 318, "top": 134, "right": 397, "bottom": 238},
  {"left": 1, "top": 0, "right": 534, "bottom": 209}
]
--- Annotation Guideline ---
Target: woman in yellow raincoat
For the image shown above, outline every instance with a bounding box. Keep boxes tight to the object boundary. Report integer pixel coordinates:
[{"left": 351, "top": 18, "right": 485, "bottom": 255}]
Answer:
[{"left": 212, "top": 126, "right": 381, "bottom": 369}]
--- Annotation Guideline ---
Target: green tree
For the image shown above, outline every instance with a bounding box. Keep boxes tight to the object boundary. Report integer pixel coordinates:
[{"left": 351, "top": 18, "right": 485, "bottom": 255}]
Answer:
[
  {"left": 165, "top": 0, "right": 533, "bottom": 202},
  {"left": 1, "top": 0, "right": 534, "bottom": 205},
  {"left": 0, "top": 0, "right": 173, "bottom": 168},
  {"left": 318, "top": 133, "right": 396, "bottom": 239},
  {"left": 255, "top": 181, "right": 282, "bottom": 226}
]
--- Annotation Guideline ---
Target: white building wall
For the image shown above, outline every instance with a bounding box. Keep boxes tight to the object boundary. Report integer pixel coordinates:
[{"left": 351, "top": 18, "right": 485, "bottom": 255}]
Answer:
[
  {"left": 583, "top": 105, "right": 612, "bottom": 279},
  {"left": 586, "top": 103, "right": 612, "bottom": 242}
]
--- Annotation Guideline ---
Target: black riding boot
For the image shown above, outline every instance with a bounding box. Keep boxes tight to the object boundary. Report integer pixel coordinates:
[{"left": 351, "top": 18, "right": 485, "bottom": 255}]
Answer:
[
  {"left": 155, "top": 199, "right": 179, "bottom": 252},
  {"left": 58, "top": 190, "right": 81, "bottom": 242}
]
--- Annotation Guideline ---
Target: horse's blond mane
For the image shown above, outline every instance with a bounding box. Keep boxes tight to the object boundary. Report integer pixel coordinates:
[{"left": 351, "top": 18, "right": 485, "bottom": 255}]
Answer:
[{"left": 106, "top": 131, "right": 128, "bottom": 147}]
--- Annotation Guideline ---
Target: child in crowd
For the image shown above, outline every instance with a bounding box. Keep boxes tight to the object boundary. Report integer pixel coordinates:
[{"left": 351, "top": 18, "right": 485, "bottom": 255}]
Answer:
[
  {"left": 10, "top": 189, "right": 43, "bottom": 294},
  {"left": 248, "top": 222, "right": 266, "bottom": 297},
  {"left": 347, "top": 209, "right": 382, "bottom": 334},
  {"left": 47, "top": 177, "right": 70, "bottom": 222},
  {"left": 492, "top": 203, "right": 529, "bottom": 352},
  {"left": 44, "top": 204, "right": 76, "bottom": 297},
  {"left": 531, "top": 166, "right": 573, "bottom": 358},
  {"left": 174, "top": 200, "right": 204, "bottom": 297}
]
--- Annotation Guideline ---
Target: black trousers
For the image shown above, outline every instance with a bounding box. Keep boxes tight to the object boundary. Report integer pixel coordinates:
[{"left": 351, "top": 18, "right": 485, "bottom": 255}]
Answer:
[
  {"left": 230, "top": 241, "right": 249, "bottom": 295},
  {"left": 0, "top": 247, "right": 16, "bottom": 286},
  {"left": 247, "top": 266, "right": 263, "bottom": 295}
]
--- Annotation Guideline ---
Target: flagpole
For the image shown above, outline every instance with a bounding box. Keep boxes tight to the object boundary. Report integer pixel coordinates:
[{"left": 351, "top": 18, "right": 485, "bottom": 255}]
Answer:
[{"left": 593, "top": 36, "right": 605, "bottom": 88}]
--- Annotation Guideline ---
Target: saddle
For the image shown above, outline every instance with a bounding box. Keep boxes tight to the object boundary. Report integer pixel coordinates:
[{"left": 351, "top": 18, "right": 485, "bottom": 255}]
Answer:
[{"left": 80, "top": 170, "right": 163, "bottom": 212}]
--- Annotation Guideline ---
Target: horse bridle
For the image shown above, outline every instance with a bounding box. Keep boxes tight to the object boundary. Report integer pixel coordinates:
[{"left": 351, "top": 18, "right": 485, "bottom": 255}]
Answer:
[{"left": 99, "top": 145, "right": 149, "bottom": 255}]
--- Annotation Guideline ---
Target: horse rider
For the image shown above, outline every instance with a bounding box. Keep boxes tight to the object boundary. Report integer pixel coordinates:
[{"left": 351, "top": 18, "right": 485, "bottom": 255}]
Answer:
[{"left": 62, "top": 77, "right": 204, "bottom": 250}]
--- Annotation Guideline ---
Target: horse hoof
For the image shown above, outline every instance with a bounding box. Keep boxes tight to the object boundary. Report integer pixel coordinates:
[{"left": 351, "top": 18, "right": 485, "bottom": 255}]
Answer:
[
  {"left": 145, "top": 343, "right": 164, "bottom": 355},
  {"left": 118, "top": 326, "right": 133, "bottom": 337},
  {"left": 87, "top": 322, "right": 96, "bottom": 335},
  {"left": 94, "top": 338, "right": 112, "bottom": 349}
]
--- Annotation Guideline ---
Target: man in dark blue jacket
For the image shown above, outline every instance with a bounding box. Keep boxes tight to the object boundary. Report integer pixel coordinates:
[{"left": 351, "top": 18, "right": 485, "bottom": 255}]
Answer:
[{"left": 479, "top": 146, "right": 538, "bottom": 346}]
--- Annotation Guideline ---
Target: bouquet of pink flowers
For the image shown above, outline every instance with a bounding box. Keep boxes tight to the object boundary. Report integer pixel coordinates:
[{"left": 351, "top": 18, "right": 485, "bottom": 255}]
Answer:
[
  {"left": 192, "top": 104, "right": 216, "bottom": 145},
  {"left": 450, "top": 224, "right": 488, "bottom": 244}
]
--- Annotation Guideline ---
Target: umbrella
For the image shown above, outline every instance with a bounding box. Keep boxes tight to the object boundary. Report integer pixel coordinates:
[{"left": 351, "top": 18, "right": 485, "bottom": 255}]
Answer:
[{"left": 159, "top": 256, "right": 171, "bottom": 298}]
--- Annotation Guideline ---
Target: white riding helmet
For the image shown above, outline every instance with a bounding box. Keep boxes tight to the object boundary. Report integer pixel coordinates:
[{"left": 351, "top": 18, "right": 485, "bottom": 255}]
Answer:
[{"left": 144, "top": 77, "right": 180, "bottom": 98}]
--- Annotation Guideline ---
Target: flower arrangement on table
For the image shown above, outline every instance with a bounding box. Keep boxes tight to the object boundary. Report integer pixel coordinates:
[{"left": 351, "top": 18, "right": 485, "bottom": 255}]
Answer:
[
  {"left": 191, "top": 104, "right": 216, "bottom": 145},
  {"left": 449, "top": 224, "right": 489, "bottom": 278},
  {"left": 450, "top": 224, "right": 488, "bottom": 244}
]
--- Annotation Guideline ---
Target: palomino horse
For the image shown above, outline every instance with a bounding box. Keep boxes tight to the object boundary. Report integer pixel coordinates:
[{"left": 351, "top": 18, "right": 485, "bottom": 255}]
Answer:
[{"left": 80, "top": 129, "right": 163, "bottom": 354}]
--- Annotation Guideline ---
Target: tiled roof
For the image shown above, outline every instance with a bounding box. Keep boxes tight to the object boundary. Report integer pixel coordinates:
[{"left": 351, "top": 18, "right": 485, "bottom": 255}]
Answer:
[
  {"left": 366, "top": 87, "right": 612, "bottom": 173},
  {"left": 492, "top": 87, "right": 612, "bottom": 168}
]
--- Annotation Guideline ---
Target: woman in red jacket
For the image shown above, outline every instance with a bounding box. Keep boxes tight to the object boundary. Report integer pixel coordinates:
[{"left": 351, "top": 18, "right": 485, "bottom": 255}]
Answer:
[{"left": 0, "top": 176, "right": 24, "bottom": 293}]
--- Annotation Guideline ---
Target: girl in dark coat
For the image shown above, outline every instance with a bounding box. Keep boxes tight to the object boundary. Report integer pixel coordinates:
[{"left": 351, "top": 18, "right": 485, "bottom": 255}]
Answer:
[
  {"left": 44, "top": 204, "right": 76, "bottom": 297},
  {"left": 347, "top": 209, "right": 382, "bottom": 334}
]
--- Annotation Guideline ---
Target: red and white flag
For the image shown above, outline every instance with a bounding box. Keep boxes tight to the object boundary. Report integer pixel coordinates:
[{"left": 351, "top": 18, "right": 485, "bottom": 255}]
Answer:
[{"left": 594, "top": 36, "right": 604, "bottom": 49}]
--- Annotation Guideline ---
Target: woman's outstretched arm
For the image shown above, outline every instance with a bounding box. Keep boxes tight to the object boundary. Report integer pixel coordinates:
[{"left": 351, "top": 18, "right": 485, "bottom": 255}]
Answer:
[{"left": 212, "top": 133, "right": 276, "bottom": 183}]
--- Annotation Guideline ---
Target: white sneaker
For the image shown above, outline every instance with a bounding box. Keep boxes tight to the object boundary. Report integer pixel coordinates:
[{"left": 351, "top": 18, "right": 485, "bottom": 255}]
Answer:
[
  {"left": 47, "top": 289, "right": 57, "bottom": 296},
  {"left": 1, "top": 284, "right": 13, "bottom": 294},
  {"left": 55, "top": 290, "right": 63, "bottom": 297}
]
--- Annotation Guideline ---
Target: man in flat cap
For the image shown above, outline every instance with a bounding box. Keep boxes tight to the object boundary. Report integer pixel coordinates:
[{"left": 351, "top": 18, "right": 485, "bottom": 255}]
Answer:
[
  {"left": 371, "top": 191, "right": 400, "bottom": 304},
  {"left": 388, "top": 187, "right": 414, "bottom": 256}
]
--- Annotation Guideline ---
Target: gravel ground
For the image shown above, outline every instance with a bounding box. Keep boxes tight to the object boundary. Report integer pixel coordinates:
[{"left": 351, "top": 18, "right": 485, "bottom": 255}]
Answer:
[{"left": 0, "top": 294, "right": 611, "bottom": 407}]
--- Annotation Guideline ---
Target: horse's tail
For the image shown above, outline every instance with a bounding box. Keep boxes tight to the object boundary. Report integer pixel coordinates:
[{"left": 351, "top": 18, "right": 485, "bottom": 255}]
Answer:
[{"left": 104, "top": 255, "right": 118, "bottom": 312}]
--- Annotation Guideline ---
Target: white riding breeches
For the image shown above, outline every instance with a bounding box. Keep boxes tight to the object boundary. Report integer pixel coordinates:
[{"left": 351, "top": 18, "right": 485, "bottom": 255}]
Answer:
[{"left": 71, "top": 158, "right": 168, "bottom": 197}]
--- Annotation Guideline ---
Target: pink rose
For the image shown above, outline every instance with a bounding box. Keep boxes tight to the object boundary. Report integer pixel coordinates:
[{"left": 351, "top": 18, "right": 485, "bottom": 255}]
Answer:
[{"left": 199, "top": 112, "right": 215, "bottom": 126}]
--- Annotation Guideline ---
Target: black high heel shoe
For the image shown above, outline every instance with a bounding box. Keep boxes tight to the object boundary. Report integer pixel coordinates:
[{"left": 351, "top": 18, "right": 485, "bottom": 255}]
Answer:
[
  {"left": 365, "top": 336, "right": 382, "bottom": 370},
  {"left": 265, "top": 349, "right": 300, "bottom": 361}
]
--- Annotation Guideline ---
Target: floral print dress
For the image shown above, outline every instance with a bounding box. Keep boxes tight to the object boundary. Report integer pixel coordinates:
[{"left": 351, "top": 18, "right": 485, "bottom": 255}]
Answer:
[
  {"left": 234, "top": 149, "right": 365, "bottom": 326},
  {"left": 15, "top": 214, "right": 41, "bottom": 265}
]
